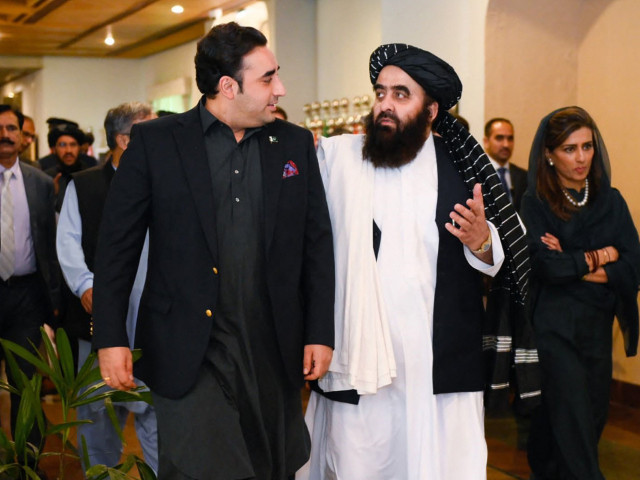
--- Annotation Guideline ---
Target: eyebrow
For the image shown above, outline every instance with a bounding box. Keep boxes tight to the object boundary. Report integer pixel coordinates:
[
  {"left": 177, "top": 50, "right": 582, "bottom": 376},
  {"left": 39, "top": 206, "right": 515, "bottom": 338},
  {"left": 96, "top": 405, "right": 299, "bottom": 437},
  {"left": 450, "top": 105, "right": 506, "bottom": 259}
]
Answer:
[
  {"left": 260, "top": 66, "right": 280, "bottom": 79},
  {"left": 373, "top": 83, "right": 411, "bottom": 96}
]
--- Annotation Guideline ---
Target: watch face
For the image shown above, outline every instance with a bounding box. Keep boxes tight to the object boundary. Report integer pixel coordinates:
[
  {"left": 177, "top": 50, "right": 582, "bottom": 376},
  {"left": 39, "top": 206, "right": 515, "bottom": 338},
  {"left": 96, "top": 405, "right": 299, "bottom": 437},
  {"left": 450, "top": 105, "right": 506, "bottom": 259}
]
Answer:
[{"left": 474, "top": 237, "right": 491, "bottom": 253}]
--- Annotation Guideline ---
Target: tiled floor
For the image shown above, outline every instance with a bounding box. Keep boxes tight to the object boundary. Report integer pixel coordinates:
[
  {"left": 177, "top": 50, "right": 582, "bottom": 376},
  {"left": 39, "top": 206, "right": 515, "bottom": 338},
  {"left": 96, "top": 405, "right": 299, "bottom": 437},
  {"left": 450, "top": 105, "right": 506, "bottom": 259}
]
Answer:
[{"left": 2, "top": 390, "right": 640, "bottom": 479}]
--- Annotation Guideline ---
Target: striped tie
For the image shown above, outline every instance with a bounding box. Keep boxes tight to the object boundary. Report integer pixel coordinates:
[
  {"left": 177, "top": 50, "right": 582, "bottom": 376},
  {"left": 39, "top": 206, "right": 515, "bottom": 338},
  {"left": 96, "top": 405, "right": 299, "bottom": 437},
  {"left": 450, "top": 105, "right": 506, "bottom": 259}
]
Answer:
[{"left": 0, "top": 169, "right": 15, "bottom": 281}]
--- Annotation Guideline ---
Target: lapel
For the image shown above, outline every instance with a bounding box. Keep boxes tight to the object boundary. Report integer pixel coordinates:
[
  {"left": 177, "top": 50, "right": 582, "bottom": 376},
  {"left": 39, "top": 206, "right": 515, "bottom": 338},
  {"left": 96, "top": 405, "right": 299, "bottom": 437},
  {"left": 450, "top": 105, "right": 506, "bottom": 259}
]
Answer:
[
  {"left": 172, "top": 106, "right": 218, "bottom": 261},
  {"left": 260, "top": 121, "right": 287, "bottom": 252},
  {"left": 19, "top": 162, "right": 38, "bottom": 236}
]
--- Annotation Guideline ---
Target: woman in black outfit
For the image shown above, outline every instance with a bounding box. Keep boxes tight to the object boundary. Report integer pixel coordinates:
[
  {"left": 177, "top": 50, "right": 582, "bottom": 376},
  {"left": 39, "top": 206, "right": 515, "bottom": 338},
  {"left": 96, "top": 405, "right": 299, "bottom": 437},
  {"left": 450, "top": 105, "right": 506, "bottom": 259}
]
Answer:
[{"left": 521, "top": 106, "right": 640, "bottom": 479}]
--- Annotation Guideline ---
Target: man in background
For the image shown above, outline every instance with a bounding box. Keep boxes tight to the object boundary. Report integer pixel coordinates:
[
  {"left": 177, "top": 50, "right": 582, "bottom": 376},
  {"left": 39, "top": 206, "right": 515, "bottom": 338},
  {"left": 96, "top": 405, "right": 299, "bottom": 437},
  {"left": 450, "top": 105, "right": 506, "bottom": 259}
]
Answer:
[
  {"left": 483, "top": 117, "right": 527, "bottom": 211},
  {"left": 44, "top": 126, "right": 92, "bottom": 211},
  {"left": 57, "top": 101, "right": 158, "bottom": 472},
  {"left": 18, "top": 114, "right": 39, "bottom": 167},
  {"left": 0, "top": 104, "right": 59, "bottom": 453}
]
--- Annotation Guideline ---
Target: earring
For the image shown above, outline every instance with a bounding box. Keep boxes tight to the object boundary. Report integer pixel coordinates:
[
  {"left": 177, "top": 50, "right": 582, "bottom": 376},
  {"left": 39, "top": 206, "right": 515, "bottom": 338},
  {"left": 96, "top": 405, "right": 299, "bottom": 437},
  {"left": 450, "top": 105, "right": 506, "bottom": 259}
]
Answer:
[{"left": 547, "top": 158, "right": 554, "bottom": 166}]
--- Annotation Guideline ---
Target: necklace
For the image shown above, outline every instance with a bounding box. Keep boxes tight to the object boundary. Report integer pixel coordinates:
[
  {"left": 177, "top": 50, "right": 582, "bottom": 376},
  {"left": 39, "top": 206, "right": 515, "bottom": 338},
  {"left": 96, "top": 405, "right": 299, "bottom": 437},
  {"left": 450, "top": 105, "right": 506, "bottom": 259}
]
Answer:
[{"left": 562, "top": 178, "right": 589, "bottom": 207}]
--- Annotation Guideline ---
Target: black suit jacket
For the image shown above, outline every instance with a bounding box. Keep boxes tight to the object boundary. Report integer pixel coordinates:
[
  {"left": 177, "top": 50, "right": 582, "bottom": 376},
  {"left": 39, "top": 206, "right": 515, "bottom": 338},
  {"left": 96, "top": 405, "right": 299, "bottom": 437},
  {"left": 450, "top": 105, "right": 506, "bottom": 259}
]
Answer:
[
  {"left": 93, "top": 106, "right": 335, "bottom": 399},
  {"left": 19, "top": 161, "right": 60, "bottom": 322},
  {"left": 509, "top": 163, "right": 528, "bottom": 212}
]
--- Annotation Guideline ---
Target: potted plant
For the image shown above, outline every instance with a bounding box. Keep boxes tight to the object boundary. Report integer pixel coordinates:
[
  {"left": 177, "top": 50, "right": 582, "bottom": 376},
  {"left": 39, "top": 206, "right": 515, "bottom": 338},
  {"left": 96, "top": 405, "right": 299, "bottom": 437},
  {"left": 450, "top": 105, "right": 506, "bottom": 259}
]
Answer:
[{"left": 0, "top": 327, "right": 156, "bottom": 480}]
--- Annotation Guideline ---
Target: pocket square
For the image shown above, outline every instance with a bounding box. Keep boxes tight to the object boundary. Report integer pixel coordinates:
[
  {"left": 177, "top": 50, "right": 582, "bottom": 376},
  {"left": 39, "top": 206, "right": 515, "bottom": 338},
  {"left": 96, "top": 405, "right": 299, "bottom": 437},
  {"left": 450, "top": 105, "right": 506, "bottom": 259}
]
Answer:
[{"left": 282, "top": 160, "right": 299, "bottom": 178}]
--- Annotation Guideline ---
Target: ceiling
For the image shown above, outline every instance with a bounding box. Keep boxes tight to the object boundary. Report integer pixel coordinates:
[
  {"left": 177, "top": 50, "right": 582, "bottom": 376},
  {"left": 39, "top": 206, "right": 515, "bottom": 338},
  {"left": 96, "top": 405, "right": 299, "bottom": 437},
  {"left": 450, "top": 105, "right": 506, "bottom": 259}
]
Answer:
[{"left": 0, "top": 0, "right": 250, "bottom": 84}]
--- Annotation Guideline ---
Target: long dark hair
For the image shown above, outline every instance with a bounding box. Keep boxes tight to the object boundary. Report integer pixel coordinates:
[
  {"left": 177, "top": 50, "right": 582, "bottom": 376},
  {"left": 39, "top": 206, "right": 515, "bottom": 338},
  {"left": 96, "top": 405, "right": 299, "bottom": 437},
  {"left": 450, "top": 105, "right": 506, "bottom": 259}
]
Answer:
[{"left": 536, "top": 106, "right": 603, "bottom": 220}]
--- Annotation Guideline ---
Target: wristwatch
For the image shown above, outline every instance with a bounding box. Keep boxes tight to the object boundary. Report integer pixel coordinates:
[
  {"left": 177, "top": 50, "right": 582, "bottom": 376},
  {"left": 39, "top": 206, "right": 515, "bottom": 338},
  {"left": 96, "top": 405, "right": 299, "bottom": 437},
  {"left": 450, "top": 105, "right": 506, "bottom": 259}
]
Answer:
[{"left": 472, "top": 234, "right": 492, "bottom": 254}]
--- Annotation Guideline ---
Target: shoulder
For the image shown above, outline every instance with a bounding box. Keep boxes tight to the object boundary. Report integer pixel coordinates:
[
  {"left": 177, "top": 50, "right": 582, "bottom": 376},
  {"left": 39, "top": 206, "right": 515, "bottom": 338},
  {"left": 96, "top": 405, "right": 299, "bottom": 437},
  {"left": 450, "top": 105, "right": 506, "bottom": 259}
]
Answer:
[
  {"left": 132, "top": 107, "right": 197, "bottom": 137},
  {"left": 510, "top": 163, "right": 527, "bottom": 173},
  {"left": 73, "top": 164, "right": 105, "bottom": 183},
  {"left": 520, "top": 190, "right": 545, "bottom": 216},
  {"left": 20, "top": 161, "right": 53, "bottom": 185},
  {"left": 318, "top": 134, "right": 363, "bottom": 157},
  {"left": 605, "top": 187, "right": 631, "bottom": 211},
  {"left": 266, "top": 119, "right": 314, "bottom": 143}
]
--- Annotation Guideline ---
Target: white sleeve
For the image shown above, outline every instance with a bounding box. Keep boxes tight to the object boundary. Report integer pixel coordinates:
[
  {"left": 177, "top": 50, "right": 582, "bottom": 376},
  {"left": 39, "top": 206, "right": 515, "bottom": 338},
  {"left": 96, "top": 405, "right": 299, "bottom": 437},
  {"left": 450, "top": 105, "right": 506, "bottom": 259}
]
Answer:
[
  {"left": 463, "top": 220, "right": 504, "bottom": 277},
  {"left": 56, "top": 181, "right": 94, "bottom": 297}
]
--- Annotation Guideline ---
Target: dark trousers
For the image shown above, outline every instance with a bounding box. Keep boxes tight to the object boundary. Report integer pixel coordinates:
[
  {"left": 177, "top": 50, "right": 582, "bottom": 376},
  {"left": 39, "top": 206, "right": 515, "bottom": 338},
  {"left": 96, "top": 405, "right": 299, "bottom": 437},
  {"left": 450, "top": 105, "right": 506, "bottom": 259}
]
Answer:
[
  {"left": 528, "top": 303, "right": 611, "bottom": 480},
  {"left": 0, "top": 274, "right": 49, "bottom": 448},
  {"left": 152, "top": 363, "right": 300, "bottom": 480}
]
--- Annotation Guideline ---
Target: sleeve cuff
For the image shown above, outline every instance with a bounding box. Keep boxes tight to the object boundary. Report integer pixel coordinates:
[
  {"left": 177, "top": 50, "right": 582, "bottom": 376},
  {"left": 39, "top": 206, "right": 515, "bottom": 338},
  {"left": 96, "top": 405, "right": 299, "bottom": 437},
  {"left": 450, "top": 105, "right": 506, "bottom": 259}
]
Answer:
[{"left": 464, "top": 221, "right": 505, "bottom": 277}]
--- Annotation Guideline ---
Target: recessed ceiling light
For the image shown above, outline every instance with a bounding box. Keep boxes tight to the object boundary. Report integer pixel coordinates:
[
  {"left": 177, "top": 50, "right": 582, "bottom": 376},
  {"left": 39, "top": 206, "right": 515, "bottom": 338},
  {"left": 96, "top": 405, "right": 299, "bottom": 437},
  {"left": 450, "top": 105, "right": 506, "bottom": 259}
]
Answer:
[{"left": 171, "top": 5, "right": 184, "bottom": 14}]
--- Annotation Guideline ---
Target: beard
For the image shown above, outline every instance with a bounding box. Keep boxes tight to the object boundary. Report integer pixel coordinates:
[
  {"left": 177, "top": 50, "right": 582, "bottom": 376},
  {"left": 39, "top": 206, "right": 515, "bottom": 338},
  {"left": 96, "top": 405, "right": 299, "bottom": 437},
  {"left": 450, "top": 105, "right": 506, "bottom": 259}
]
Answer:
[{"left": 362, "top": 104, "right": 432, "bottom": 169}]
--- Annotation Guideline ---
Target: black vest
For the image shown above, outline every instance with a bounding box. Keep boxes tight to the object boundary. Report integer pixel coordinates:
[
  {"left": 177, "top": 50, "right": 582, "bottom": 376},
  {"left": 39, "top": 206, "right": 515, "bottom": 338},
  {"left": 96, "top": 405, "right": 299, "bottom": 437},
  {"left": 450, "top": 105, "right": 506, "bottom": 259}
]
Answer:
[
  {"left": 60, "top": 163, "right": 115, "bottom": 340},
  {"left": 73, "top": 163, "right": 115, "bottom": 272}
]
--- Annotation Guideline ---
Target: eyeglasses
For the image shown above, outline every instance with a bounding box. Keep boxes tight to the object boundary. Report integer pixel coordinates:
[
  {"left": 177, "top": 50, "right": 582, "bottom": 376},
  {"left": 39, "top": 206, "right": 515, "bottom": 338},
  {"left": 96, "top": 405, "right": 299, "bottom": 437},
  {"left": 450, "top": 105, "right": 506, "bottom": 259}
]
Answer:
[
  {"left": 56, "top": 142, "right": 78, "bottom": 148},
  {"left": 22, "top": 132, "right": 35, "bottom": 139}
]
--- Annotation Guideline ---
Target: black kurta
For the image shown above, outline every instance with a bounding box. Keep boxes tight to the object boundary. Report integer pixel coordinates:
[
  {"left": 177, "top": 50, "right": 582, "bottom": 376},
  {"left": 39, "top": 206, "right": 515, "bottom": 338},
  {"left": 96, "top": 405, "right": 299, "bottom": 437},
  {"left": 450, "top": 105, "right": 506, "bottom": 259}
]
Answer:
[
  {"left": 521, "top": 185, "right": 640, "bottom": 480},
  {"left": 151, "top": 106, "right": 309, "bottom": 480}
]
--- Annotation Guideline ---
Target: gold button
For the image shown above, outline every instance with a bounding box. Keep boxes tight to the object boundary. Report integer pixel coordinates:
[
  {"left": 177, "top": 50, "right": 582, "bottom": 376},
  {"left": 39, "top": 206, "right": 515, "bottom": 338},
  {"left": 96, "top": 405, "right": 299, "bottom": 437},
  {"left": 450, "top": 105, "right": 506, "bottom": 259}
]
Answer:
[
  {"left": 212, "top": 267, "right": 218, "bottom": 274},
  {"left": 205, "top": 309, "right": 212, "bottom": 317}
]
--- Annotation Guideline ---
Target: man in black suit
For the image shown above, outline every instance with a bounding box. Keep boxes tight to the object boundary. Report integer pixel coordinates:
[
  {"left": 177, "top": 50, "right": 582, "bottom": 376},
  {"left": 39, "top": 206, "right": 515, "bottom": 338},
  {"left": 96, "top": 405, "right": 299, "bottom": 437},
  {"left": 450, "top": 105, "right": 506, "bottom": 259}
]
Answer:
[
  {"left": 92, "top": 22, "right": 334, "bottom": 480},
  {"left": 484, "top": 118, "right": 528, "bottom": 211},
  {"left": 0, "top": 104, "right": 59, "bottom": 446}
]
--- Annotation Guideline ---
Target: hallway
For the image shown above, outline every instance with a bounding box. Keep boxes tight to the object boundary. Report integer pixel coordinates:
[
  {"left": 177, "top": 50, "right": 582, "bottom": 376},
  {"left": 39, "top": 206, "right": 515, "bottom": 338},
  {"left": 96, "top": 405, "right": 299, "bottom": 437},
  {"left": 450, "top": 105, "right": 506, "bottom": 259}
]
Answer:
[{"left": 19, "top": 391, "right": 640, "bottom": 479}]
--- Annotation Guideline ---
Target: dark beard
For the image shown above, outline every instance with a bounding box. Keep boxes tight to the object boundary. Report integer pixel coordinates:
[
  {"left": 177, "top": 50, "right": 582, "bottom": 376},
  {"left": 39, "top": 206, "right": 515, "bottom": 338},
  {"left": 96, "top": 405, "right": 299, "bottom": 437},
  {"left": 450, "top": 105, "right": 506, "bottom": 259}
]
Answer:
[{"left": 362, "top": 106, "right": 432, "bottom": 168}]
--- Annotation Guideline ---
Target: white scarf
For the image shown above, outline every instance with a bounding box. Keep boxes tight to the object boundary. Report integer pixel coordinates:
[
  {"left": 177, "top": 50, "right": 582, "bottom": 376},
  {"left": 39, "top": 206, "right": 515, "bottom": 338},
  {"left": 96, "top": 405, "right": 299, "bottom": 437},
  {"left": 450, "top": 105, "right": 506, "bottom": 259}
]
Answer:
[{"left": 317, "top": 135, "right": 396, "bottom": 395}]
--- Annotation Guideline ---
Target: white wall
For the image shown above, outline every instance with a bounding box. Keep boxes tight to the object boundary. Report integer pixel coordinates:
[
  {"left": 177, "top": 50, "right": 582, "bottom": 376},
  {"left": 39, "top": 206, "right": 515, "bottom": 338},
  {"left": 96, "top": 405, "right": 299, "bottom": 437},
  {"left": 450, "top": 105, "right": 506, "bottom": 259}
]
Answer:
[
  {"left": 578, "top": 0, "right": 640, "bottom": 385},
  {"left": 316, "top": 0, "right": 382, "bottom": 102},
  {"left": 380, "top": 0, "right": 489, "bottom": 140},
  {"left": 268, "top": 0, "right": 317, "bottom": 124},
  {"left": 141, "top": 40, "right": 200, "bottom": 110},
  {"left": 38, "top": 56, "right": 145, "bottom": 154}
]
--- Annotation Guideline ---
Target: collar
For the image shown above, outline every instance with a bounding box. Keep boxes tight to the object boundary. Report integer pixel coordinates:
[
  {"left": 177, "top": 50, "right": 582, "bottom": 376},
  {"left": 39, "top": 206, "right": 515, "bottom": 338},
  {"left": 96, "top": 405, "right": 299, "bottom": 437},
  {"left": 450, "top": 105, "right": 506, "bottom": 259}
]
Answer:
[
  {"left": 488, "top": 156, "right": 510, "bottom": 172},
  {"left": 0, "top": 159, "right": 22, "bottom": 180},
  {"left": 198, "top": 95, "right": 263, "bottom": 143}
]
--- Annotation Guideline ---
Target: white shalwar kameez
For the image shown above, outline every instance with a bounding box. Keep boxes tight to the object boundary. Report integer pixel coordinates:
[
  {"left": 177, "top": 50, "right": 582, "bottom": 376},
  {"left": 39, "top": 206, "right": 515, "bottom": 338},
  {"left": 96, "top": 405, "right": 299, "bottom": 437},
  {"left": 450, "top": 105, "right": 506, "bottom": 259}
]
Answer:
[{"left": 299, "top": 134, "right": 502, "bottom": 480}]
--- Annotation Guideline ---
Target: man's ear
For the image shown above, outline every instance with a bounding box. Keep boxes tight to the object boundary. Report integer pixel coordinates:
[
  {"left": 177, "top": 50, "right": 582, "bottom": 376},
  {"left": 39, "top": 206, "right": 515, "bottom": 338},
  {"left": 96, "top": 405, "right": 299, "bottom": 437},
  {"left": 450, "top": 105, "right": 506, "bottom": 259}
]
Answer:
[
  {"left": 428, "top": 101, "right": 439, "bottom": 122},
  {"left": 219, "top": 76, "right": 237, "bottom": 99},
  {"left": 115, "top": 133, "right": 129, "bottom": 151}
]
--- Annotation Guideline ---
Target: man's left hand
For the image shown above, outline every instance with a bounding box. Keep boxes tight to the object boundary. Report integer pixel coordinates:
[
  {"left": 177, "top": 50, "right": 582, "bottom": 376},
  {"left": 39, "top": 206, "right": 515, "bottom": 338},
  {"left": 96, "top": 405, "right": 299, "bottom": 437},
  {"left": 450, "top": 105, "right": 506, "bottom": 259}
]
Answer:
[
  {"left": 303, "top": 344, "right": 333, "bottom": 381},
  {"left": 445, "top": 183, "right": 491, "bottom": 251}
]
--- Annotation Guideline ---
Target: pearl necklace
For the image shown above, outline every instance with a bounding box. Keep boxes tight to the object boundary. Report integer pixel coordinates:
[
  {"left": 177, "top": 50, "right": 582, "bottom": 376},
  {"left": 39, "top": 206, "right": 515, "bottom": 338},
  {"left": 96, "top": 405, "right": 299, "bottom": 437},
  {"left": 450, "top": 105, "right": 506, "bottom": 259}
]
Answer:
[{"left": 562, "top": 178, "right": 589, "bottom": 207}]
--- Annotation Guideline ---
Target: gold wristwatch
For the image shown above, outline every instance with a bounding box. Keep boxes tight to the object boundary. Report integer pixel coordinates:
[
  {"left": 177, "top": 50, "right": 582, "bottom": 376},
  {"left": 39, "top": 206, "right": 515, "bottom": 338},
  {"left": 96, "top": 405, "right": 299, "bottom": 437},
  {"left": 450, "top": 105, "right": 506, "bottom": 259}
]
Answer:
[{"left": 472, "top": 234, "right": 492, "bottom": 254}]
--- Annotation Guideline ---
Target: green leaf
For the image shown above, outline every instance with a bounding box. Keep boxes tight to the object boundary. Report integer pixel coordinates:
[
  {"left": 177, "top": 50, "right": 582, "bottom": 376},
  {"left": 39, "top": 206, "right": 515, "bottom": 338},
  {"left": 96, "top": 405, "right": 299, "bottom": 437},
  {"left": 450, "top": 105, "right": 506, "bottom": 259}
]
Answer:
[
  {"left": 0, "top": 464, "right": 21, "bottom": 476},
  {"left": 104, "top": 398, "right": 125, "bottom": 444},
  {"left": 72, "top": 386, "right": 151, "bottom": 409},
  {"left": 1, "top": 347, "right": 28, "bottom": 392},
  {"left": 54, "top": 328, "right": 77, "bottom": 383},
  {"left": 0, "top": 338, "right": 53, "bottom": 378},
  {"left": 22, "top": 464, "right": 41, "bottom": 480},
  {"left": 136, "top": 456, "right": 158, "bottom": 480},
  {"left": 45, "top": 419, "right": 93, "bottom": 436},
  {"left": 0, "top": 379, "right": 19, "bottom": 395},
  {"left": 13, "top": 384, "right": 36, "bottom": 459},
  {"left": 85, "top": 463, "right": 109, "bottom": 478},
  {"left": 80, "top": 435, "right": 92, "bottom": 475}
]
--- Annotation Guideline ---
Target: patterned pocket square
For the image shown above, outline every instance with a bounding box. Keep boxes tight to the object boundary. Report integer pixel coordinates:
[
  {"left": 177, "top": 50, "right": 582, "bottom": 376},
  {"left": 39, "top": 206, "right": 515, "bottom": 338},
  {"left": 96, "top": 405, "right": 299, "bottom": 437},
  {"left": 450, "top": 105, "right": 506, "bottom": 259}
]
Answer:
[{"left": 282, "top": 160, "right": 299, "bottom": 178}]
